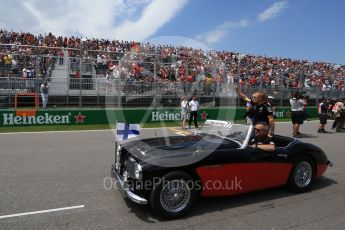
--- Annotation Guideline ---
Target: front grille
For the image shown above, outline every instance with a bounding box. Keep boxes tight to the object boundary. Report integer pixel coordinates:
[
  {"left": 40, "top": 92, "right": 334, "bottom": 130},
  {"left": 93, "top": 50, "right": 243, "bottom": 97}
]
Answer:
[{"left": 125, "top": 157, "right": 137, "bottom": 178}]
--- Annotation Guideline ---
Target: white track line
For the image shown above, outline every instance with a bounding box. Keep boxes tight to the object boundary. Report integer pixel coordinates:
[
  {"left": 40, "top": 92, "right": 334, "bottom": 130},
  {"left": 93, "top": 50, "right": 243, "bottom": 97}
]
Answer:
[{"left": 0, "top": 205, "right": 84, "bottom": 220}]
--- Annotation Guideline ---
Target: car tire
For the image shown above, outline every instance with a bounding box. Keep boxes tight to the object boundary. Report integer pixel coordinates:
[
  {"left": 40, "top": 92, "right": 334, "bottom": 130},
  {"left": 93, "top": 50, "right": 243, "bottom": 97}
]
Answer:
[
  {"left": 149, "top": 171, "right": 197, "bottom": 219},
  {"left": 287, "top": 156, "right": 315, "bottom": 193}
]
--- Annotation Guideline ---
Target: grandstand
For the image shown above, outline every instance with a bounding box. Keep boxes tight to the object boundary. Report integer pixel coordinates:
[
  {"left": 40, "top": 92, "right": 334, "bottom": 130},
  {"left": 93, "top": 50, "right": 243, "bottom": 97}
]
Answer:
[{"left": 1, "top": 29, "right": 345, "bottom": 109}]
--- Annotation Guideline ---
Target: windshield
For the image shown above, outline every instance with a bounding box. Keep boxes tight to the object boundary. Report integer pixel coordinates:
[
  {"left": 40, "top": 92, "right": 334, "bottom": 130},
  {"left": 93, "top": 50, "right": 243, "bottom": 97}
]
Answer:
[{"left": 198, "top": 120, "right": 253, "bottom": 147}]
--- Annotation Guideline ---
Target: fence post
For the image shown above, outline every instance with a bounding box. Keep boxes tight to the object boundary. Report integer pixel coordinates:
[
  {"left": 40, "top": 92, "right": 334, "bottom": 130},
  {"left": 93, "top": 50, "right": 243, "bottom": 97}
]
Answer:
[
  {"left": 79, "top": 48, "right": 82, "bottom": 108},
  {"left": 153, "top": 55, "right": 157, "bottom": 107},
  {"left": 96, "top": 77, "right": 99, "bottom": 107},
  {"left": 117, "top": 59, "right": 121, "bottom": 108},
  {"left": 279, "top": 88, "right": 284, "bottom": 108},
  {"left": 35, "top": 45, "right": 39, "bottom": 92},
  {"left": 212, "top": 82, "right": 216, "bottom": 106},
  {"left": 66, "top": 49, "right": 69, "bottom": 107}
]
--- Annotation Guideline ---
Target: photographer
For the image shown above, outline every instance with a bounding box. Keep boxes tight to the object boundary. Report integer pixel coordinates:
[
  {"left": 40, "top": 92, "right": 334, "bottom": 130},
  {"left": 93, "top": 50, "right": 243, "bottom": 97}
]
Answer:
[
  {"left": 318, "top": 97, "right": 330, "bottom": 133},
  {"left": 332, "top": 98, "right": 345, "bottom": 132},
  {"left": 329, "top": 99, "right": 337, "bottom": 129},
  {"left": 267, "top": 96, "right": 277, "bottom": 118},
  {"left": 290, "top": 92, "right": 307, "bottom": 137},
  {"left": 301, "top": 91, "right": 309, "bottom": 121}
]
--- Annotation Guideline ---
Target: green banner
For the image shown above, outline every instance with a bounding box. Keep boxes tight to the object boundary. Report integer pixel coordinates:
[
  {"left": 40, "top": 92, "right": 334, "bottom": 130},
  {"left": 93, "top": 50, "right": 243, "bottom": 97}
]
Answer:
[{"left": 0, "top": 107, "right": 318, "bottom": 127}]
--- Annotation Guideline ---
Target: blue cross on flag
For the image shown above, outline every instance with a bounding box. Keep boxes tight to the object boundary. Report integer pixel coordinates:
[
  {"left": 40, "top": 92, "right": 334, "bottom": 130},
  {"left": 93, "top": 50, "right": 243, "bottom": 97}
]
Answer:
[{"left": 116, "top": 123, "right": 140, "bottom": 140}]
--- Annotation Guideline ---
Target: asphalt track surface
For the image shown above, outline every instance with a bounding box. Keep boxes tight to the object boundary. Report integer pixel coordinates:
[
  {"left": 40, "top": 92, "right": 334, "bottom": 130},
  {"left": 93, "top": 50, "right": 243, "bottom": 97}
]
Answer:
[{"left": 0, "top": 120, "right": 345, "bottom": 230}]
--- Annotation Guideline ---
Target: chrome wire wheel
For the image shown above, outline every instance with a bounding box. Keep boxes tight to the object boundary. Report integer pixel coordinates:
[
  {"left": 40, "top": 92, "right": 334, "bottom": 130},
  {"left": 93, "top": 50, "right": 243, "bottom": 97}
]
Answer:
[
  {"left": 159, "top": 179, "right": 191, "bottom": 213},
  {"left": 294, "top": 161, "right": 313, "bottom": 188}
]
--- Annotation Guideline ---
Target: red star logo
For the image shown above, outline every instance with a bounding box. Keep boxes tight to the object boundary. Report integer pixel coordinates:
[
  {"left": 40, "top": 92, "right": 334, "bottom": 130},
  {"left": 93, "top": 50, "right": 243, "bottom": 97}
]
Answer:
[
  {"left": 201, "top": 111, "right": 208, "bottom": 120},
  {"left": 74, "top": 112, "right": 86, "bottom": 123}
]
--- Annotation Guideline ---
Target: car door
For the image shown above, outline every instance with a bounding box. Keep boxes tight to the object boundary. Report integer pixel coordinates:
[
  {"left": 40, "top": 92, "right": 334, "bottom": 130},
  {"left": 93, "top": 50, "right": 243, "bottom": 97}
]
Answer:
[
  {"left": 240, "top": 147, "right": 292, "bottom": 193},
  {"left": 196, "top": 148, "right": 248, "bottom": 197}
]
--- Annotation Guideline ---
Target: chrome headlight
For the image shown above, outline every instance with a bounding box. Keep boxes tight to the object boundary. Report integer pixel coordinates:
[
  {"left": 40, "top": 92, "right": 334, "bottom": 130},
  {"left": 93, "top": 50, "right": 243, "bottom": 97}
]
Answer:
[
  {"left": 115, "top": 144, "right": 121, "bottom": 171},
  {"left": 134, "top": 163, "right": 142, "bottom": 180},
  {"left": 123, "top": 170, "right": 128, "bottom": 182}
]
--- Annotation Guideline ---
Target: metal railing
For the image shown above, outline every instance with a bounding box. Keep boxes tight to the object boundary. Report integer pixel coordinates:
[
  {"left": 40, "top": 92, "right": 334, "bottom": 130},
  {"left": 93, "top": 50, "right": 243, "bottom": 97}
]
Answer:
[{"left": 1, "top": 76, "right": 344, "bottom": 109}]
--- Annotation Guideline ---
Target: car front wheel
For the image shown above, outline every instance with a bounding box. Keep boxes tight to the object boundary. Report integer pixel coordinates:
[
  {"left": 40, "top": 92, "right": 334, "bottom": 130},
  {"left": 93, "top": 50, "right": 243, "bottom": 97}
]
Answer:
[
  {"left": 149, "top": 171, "right": 197, "bottom": 219},
  {"left": 288, "top": 156, "right": 315, "bottom": 193}
]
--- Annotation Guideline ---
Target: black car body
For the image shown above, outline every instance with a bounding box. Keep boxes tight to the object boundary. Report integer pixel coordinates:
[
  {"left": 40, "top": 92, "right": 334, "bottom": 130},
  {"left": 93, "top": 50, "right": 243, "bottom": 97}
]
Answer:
[{"left": 112, "top": 120, "right": 332, "bottom": 218}]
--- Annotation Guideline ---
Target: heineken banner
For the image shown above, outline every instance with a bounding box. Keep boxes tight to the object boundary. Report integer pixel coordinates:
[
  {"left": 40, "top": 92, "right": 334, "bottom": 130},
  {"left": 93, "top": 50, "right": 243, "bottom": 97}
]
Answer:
[{"left": 0, "top": 107, "right": 317, "bottom": 127}]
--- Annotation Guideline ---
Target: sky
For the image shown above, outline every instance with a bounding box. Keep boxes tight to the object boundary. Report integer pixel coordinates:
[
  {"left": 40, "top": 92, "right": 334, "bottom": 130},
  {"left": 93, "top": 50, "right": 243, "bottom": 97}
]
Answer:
[{"left": 0, "top": 0, "right": 344, "bottom": 64}]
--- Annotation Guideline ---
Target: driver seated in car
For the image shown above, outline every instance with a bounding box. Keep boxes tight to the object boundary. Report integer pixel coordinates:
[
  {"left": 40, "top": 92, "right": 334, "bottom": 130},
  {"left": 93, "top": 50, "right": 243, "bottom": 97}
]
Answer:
[{"left": 249, "top": 122, "right": 275, "bottom": 152}]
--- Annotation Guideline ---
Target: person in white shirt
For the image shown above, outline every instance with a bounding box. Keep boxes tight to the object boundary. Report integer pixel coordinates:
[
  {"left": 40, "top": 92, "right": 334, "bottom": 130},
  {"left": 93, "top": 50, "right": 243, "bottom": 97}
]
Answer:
[
  {"left": 322, "top": 80, "right": 331, "bottom": 97},
  {"left": 188, "top": 96, "right": 199, "bottom": 129},
  {"left": 105, "top": 72, "right": 112, "bottom": 93},
  {"left": 40, "top": 82, "right": 49, "bottom": 109},
  {"left": 180, "top": 96, "right": 188, "bottom": 129},
  {"left": 290, "top": 92, "right": 307, "bottom": 137}
]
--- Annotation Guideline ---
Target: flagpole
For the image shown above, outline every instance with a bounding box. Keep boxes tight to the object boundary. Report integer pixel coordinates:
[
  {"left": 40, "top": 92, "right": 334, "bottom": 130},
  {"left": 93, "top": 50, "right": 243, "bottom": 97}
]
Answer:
[{"left": 111, "top": 129, "right": 117, "bottom": 178}]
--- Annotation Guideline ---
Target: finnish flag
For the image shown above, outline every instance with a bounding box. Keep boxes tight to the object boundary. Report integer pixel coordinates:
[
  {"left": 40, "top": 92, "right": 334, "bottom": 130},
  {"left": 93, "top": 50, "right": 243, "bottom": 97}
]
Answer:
[{"left": 116, "top": 123, "right": 140, "bottom": 140}]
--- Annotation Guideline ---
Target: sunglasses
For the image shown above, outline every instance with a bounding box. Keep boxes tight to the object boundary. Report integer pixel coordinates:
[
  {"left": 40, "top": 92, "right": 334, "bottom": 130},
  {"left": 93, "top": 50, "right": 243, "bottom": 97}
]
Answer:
[{"left": 254, "top": 128, "right": 264, "bottom": 132}]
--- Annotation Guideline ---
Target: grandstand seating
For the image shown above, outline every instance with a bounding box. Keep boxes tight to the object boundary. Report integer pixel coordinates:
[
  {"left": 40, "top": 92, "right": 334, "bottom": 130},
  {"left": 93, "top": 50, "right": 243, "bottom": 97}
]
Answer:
[{"left": 1, "top": 29, "right": 345, "bottom": 108}]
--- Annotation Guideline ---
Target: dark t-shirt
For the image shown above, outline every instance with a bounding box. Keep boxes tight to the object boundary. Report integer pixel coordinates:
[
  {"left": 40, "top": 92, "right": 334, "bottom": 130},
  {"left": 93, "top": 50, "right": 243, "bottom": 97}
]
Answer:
[
  {"left": 318, "top": 102, "right": 329, "bottom": 114},
  {"left": 249, "top": 135, "right": 274, "bottom": 146},
  {"left": 250, "top": 100, "right": 273, "bottom": 124},
  {"left": 245, "top": 102, "right": 255, "bottom": 118}
]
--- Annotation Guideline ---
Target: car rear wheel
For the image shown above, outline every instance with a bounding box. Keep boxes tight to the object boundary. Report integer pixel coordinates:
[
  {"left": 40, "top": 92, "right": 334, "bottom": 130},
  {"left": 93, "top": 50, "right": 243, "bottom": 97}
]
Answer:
[
  {"left": 150, "top": 171, "right": 196, "bottom": 219},
  {"left": 288, "top": 156, "right": 315, "bottom": 193}
]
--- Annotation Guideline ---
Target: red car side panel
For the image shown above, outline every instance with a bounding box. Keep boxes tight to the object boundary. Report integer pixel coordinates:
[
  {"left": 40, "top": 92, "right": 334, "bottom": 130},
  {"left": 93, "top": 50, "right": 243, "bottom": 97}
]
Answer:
[
  {"left": 316, "top": 164, "right": 328, "bottom": 177},
  {"left": 197, "top": 164, "right": 246, "bottom": 196},
  {"left": 197, "top": 163, "right": 292, "bottom": 197},
  {"left": 241, "top": 163, "right": 292, "bottom": 193}
]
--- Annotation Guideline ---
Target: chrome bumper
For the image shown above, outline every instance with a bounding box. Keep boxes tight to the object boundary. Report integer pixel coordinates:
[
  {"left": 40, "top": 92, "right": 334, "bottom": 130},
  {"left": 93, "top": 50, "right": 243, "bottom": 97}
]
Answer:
[{"left": 113, "top": 168, "right": 148, "bottom": 205}]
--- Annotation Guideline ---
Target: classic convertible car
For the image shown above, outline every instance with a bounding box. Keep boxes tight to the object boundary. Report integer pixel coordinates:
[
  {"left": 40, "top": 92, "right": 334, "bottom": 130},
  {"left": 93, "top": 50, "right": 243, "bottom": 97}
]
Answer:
[{"left": 112, "top": 120, "right": 332, "bottom": 219}]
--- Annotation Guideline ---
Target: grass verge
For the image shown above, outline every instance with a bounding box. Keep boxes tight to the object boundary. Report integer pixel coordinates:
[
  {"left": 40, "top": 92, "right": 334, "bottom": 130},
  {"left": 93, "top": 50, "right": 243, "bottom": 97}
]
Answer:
[{"left": 0, "top": 124, "right": 112, "bottom": 133}]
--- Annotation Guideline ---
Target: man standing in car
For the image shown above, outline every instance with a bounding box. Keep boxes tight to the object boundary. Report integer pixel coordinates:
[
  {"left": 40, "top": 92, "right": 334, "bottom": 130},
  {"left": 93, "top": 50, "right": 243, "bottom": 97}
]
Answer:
[{"left": 236, "top": 87, "right": 275, "bottom": 136}]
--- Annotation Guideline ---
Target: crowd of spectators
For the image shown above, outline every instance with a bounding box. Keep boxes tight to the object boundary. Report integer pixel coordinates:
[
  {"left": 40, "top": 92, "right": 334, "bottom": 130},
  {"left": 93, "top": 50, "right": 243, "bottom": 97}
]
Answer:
[
  {"left": 0, "top": 30, "right": 56, "bottom": 87},
  {"left": 1, "top": 29, "right": 345, "bottom": 96}
]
